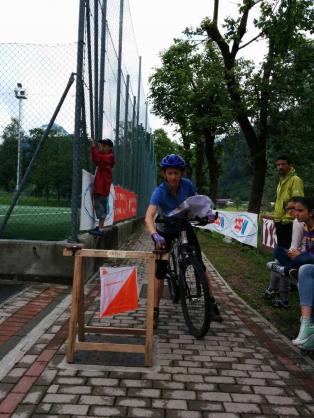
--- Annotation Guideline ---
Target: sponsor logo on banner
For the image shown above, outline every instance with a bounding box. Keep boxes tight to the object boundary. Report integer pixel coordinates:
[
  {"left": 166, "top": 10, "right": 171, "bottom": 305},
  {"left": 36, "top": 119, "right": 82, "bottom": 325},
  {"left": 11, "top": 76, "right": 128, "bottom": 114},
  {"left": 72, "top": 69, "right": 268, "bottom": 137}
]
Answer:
[
  {"left": 213, "top": 212, "right": 229, "bottom": 231},
  {"left": 202, "top": 210, "right": 258, "bottom": 247},
  {"left": 230, "top": 214, "right": 258, "bottom": 238}
]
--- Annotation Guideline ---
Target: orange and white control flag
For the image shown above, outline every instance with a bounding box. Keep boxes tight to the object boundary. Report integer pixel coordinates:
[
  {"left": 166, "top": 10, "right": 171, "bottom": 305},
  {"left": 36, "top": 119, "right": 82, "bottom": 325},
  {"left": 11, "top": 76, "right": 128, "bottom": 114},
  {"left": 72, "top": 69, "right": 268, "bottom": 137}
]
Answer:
[{"left": 99, "top": 266, "right": 139, "bottom": 317}]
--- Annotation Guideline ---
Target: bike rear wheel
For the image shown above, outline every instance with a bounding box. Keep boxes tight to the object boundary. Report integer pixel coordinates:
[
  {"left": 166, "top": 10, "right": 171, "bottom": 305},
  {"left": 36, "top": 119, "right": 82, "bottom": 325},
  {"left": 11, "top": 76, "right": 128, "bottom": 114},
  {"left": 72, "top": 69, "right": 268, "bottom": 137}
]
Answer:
[{"left": 179, "top": 255, "right": 211, "bottom": 338}]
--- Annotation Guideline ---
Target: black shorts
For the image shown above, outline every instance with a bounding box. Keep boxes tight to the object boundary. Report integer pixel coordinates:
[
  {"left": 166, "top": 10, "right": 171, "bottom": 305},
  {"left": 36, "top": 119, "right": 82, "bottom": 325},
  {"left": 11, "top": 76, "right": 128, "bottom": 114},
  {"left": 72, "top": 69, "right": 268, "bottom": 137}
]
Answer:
[{"left": 155, "top": 225, "right": 206, "bottom": 280}]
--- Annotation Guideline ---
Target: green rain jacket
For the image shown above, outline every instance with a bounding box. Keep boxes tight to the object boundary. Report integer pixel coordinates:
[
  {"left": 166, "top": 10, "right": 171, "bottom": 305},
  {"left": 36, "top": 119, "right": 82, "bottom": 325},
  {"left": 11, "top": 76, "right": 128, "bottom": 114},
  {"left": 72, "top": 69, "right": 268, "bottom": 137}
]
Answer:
[{"left": 274, "top": 168, "right": 304, "bottom": 223}]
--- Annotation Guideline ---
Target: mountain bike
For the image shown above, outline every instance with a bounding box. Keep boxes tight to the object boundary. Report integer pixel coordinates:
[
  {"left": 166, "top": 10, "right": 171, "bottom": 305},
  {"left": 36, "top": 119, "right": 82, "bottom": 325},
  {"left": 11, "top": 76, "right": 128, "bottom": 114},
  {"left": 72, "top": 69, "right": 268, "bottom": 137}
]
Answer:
[{"left": 155, "top": 216, "right": 211, "bottom": 338}]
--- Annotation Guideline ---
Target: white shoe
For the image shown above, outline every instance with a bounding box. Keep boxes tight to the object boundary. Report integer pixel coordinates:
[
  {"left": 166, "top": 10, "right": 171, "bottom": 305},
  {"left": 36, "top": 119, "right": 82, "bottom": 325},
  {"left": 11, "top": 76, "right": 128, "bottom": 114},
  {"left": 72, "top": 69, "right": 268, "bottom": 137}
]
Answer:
[
  {"left": 266, "top": 261, "right": 285, "bottom": 276},
  {"left": 292, "top": 317, "right": 314, "bottom": 345}
]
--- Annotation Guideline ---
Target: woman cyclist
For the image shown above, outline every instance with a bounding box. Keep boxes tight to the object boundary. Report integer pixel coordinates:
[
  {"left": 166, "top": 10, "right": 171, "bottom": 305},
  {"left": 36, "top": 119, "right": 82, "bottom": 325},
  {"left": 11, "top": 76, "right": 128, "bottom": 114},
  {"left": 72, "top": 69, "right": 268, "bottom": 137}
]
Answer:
[{"left": 145, "top": 154, "right": 221, "bottom": 329}]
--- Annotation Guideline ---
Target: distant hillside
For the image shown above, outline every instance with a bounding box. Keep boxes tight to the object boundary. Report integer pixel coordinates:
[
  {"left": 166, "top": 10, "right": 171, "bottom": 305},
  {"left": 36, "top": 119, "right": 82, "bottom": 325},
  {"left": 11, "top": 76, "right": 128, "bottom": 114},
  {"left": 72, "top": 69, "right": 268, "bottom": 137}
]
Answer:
[{"left": 40, "top": 123, "right": 69, "bottom": 136}]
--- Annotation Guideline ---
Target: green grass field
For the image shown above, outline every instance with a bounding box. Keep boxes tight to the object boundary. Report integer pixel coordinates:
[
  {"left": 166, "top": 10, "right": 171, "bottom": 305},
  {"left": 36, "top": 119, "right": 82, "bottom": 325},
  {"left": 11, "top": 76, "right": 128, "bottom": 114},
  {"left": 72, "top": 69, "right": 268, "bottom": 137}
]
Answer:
[
  {"left": 0, "top": 204, "right": 71, "bottom": 240},
  {"left": 197, "top": 229, "right": 301, "bottom": 342}
]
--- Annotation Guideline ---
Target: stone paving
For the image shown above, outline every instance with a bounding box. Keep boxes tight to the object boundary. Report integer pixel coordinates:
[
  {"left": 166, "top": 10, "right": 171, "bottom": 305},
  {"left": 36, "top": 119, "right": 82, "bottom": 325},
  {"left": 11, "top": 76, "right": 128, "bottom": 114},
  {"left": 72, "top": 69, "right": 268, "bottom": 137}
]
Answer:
[{"left": 0, "top": 228, "right": 314, "bottom": 417}]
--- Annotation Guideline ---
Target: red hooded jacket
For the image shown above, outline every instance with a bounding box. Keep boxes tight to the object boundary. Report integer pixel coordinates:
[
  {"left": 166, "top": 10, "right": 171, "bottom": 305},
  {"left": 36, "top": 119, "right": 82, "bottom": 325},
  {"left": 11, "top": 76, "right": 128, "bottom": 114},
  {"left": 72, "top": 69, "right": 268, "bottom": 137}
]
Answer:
[{"left": 92, "top": 148, "right": 116, "bottom": 197}]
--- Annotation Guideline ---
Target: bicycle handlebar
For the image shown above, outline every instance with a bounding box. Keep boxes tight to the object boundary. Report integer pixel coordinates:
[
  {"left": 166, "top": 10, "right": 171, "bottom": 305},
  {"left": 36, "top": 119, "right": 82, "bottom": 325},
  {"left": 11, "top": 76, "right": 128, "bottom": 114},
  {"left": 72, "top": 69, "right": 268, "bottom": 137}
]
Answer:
[{"left": 155, "top": 214, "right": 217, "bottom": 227}]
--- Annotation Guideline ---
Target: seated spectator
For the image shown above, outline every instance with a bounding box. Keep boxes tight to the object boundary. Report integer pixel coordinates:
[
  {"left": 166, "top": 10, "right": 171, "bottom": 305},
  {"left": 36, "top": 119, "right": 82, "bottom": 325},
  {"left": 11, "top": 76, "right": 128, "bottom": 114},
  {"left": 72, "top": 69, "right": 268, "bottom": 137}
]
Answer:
[
  {"left": 263, "top": 197, "right": 304, "bottom": 308},
  {"left": 292, "top": 264, "right": 314, "bottom": 350},
  {"left": 267, "top": 196, "right": 314, "bottom": 289}
]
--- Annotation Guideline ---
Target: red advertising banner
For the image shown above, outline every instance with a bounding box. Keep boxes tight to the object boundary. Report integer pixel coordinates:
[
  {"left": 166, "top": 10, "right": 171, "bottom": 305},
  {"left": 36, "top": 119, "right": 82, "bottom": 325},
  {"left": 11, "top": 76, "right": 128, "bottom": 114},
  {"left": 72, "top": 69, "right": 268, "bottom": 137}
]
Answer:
[{"left": 113, "top": 186, "right": 138, "bottom": 222}]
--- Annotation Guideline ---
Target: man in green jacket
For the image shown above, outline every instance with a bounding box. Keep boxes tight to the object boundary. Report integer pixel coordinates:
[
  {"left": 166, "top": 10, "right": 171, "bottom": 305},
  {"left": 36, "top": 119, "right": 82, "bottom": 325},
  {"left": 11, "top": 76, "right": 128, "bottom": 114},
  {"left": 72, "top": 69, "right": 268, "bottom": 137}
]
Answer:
[{"left": 274, "top": 155, "right": 304, "bottom": 248}]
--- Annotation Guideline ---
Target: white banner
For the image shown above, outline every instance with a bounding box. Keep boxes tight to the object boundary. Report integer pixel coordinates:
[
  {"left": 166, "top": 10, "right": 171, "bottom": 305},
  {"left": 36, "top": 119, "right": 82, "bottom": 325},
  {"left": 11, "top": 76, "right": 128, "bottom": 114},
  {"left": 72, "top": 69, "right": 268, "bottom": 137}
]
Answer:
[
  {"left": 80, "top": 169, "right": 115, "bottom": 231},
  {"left": 201, "top": 210, "right": 258, "bottom": 248}
]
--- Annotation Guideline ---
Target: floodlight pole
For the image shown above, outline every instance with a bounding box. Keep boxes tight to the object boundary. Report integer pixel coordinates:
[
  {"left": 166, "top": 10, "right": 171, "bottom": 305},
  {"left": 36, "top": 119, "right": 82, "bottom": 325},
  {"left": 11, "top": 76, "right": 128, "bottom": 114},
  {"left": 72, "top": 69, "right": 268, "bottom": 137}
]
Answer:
[{"left": 14, "top": 83, "right": 27, "bottom": 192}]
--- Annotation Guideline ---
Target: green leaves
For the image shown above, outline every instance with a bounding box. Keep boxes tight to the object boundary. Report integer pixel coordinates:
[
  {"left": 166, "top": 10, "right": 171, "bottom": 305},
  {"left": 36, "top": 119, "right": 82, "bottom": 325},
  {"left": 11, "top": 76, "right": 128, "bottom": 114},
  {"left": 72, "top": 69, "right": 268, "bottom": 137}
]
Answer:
[
  {"left": 0, "top": 120, "right": 74, "bottom": 200},
  {"left": 0, "top": 119, "right": 19, "bottom": 191}
]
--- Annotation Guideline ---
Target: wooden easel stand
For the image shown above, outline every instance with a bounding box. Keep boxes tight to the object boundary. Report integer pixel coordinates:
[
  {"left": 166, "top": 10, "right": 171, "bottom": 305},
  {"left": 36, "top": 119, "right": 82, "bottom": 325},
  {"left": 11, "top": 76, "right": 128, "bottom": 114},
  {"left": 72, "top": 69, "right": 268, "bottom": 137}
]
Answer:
[{"left": 63, "top": 247, "right": 155, "bottom": 366}]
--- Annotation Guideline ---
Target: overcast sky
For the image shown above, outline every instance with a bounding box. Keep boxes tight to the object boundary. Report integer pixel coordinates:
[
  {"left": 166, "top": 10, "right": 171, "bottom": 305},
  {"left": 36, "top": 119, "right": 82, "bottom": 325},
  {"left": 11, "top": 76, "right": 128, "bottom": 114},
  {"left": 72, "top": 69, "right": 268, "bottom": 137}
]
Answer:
[{"left": 0, "top": 0, "right": 265, "bottom": 134}]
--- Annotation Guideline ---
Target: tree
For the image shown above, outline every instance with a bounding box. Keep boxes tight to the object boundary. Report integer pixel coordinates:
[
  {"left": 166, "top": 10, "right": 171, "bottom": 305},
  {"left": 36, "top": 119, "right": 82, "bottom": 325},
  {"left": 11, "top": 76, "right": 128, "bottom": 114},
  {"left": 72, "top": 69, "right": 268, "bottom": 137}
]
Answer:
[
  {"left": 219, "top": 130, "right": 251, "bottom": 201},
  {"left": 152, "top": 129, "right": 183, "bottom": 184},
  {"left": 0, "top": 118, "right": 19, "bottom": 191},
  {"left": 264, "top": 39, "right": 314, "bottom": 199},
  {"left": 27, "top": 128, "right": 73, "bottom": 200},
  {"left": 202, "top": 0, "right": 313, "bottom": 212},
  {"left": 0, "top": 121, "right": 74, "bottom": 200},
  {"left": 149, "top": 39, "right": 233, "bottom": 202}
]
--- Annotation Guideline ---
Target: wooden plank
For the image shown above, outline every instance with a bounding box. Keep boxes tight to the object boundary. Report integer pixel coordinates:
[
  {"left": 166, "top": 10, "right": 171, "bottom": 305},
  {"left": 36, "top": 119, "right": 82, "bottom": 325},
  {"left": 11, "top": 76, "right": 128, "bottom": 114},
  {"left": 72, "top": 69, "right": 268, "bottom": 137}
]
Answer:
[
  {"left": 63, "top": 245, "right": 83, "bottom": 257},
  {"left": 145, "top": 258, "right": 155, "bottom": 366},
  {"left": 66, "top": 255, "right": 83, "bottom": 363},
  {"left": 75, "top": 341, "right": 146, "bottom": 353},
  {"left": 81, "top": 249, "right": 155, "bottom": 259},
  {"left": 84, "top": 326, "right": 146, "bottom": 335},
  {"left": 64, "top": 248, "right": 155, "bottom": 260},
  {"left": 77, "top": 260, "right": 85, "bottom": 342}
]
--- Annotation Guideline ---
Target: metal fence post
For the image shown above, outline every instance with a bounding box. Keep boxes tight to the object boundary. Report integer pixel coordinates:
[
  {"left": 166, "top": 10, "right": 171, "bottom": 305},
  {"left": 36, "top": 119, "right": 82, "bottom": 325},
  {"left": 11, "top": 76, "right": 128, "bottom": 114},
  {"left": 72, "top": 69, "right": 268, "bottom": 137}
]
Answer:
[
  {"left": 86, "top": 0, "right": 94, "bottom": 140},
  {"left": 70, "top": 0, "right": 86, "bottom": 242},
  {"left": 94, "top": 0, "right": 99, "bottom": 140},
  {"left": 122, "top": 74, "right": 130, "bottom": 188},
  {"left": 98, "top": 0, "right": 107, "bottom": 140},
  {"left": 115, "top": 0, "right": 124, "bottom": 148},
  {"left": 135, "top": 57, "right": 142, "bottom": 213},
  {"left": 131, "top": 95, "right": 137, "bottom": 188}
]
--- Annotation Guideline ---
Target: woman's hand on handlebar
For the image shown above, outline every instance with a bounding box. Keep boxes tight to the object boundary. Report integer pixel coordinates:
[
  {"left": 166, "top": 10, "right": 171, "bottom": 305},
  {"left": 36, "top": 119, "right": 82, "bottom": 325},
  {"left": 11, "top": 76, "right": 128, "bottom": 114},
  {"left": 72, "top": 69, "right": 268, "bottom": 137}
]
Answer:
[
  {"left": 206, "top": 210, "right": 218, "bottom": 223},
  {"left": 151, "top": 232, "right": 166, "bottom": 249}
]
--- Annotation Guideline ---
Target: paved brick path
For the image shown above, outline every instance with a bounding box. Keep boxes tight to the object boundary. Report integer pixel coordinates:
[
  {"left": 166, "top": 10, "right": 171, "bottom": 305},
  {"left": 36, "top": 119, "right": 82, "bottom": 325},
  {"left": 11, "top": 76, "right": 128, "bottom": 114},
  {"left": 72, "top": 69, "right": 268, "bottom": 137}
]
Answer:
[{"left": 0, "top": 229, "right": 313, "bottom": 417}]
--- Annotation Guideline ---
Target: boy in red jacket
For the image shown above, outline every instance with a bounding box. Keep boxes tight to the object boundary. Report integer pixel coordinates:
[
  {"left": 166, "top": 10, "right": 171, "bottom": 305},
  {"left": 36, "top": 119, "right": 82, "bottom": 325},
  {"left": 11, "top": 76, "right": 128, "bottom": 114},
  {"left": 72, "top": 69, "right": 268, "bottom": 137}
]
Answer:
[{"left": 88, "top": 137, "right": 116, "bottom": 236}]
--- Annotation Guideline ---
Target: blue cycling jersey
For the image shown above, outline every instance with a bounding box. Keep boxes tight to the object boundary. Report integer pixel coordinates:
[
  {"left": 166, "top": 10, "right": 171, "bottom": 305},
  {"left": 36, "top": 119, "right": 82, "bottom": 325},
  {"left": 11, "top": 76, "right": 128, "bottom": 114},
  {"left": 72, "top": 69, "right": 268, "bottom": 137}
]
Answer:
[{"left": 150, "top": 178, "right": 197, "bottom": 232}]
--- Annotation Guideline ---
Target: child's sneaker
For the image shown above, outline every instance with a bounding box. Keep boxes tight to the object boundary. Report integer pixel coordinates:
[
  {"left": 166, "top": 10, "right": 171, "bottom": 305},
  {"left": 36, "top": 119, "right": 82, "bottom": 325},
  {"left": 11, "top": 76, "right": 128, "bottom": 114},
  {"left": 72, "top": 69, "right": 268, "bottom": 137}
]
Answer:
[
  {"left": 292, "top": 317, "right": 314, "bottom": 345},
  {"left": 262, "top": 288, "right": 274, "bottom": 300},
  {"left": 88, "top": 227, "right": 104, "bottom": 236},
  {"left": 266, "top": 262, "right": 285, "bottom": 276},
  {"left": 300, "top": 334, "right": 314, "bottom": 351},
  {"left": 272, "top": 298, "right": 289, "bottom": 309}
]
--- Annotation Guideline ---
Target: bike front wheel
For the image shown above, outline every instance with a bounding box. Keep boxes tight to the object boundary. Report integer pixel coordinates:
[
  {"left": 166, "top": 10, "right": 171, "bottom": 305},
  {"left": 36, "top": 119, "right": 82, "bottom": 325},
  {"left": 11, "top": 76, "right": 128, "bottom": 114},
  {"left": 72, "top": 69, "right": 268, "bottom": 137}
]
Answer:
[
  {"left": 179, "top": 255, "right": 211, "bottom": 338},
  {"left": 166, "top": 252, "right": 180, "bottom": 303}
]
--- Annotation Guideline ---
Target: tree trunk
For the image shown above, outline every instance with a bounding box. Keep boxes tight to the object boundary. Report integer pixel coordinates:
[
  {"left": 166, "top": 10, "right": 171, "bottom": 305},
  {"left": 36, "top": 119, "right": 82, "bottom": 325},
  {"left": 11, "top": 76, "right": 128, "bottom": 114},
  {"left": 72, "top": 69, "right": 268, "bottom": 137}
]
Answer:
[
  {"left": 195, "top": 138, "right": 205, "bottom": 194},
  {"left": 217, "top": 53, "right": 266, "bottom": 213},
  {"left": 231, "top": 114, "right": 266, "bottom": 213},
  {"left": 248, "top": 152, "right": 267, "bottom": 214},
  {"left": 203, "top": 17, "right": 268, "bottom": 214},
  {"left": 181, "top": 131, "right": 192, "bottom": 178},
  {"left": 204, "top": 132, "right": 219, "bottom": 204}
]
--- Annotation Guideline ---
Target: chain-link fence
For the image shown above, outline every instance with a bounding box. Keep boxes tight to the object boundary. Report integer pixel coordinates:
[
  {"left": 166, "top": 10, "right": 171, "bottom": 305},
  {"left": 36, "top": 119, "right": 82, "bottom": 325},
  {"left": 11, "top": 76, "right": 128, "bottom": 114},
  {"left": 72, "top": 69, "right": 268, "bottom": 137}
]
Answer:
[
  {"left": 0, "top": 0, "right": 156, "bottom": 241},
  {"left": 0, "top": 43, "right": 77, "bottom": 240}
]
